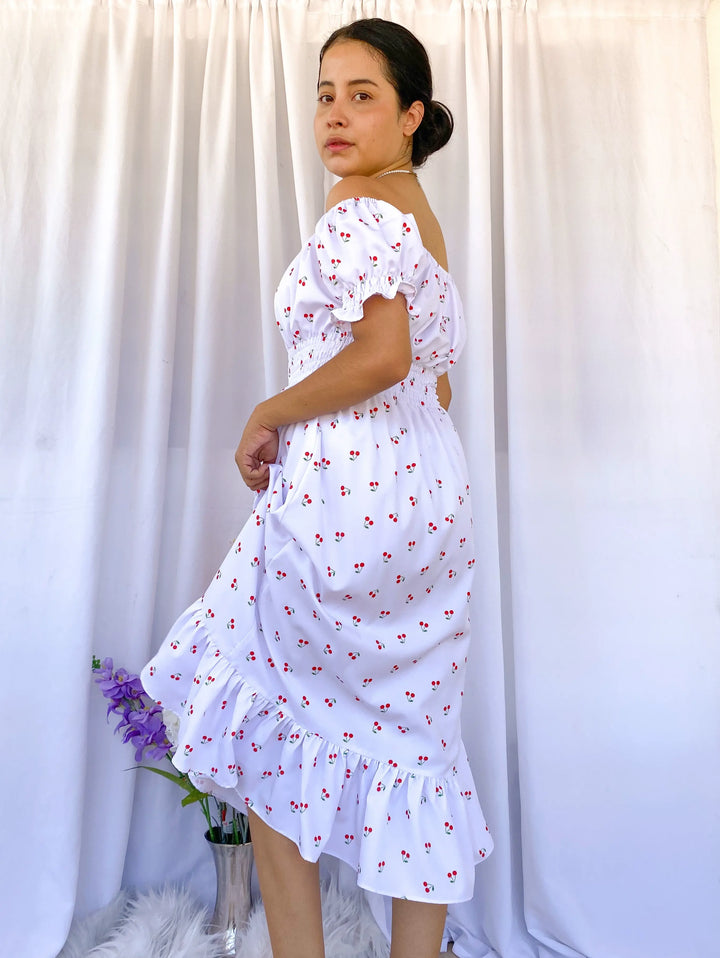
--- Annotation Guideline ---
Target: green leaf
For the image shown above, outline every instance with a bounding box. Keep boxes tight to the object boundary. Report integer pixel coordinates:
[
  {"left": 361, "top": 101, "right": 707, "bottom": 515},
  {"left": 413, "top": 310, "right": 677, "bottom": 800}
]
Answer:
[
  {"left": 181, "top": 790, "right": 209, "bottom": 807},
  {"left": 135, "top": 765, "right": 200, "bottom": 795}
]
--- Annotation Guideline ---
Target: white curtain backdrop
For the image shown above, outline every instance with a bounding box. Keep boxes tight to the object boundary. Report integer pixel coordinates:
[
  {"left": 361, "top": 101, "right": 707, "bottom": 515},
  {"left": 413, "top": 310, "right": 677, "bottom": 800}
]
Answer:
[{"left": 1, "top": 1, "right": 718, "bottom": 957}]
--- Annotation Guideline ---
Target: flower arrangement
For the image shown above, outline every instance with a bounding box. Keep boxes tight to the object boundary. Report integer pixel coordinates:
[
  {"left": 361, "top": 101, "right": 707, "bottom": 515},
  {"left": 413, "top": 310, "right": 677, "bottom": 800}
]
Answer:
[{"left": 92, "top": 656, "right": 250, "bottom": 844}]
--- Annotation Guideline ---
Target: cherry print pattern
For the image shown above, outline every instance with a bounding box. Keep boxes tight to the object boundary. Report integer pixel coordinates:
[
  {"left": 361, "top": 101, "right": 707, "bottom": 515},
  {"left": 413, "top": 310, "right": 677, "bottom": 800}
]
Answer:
[{"left": 141, "top": 198, "right": 493, "bottom": 904}]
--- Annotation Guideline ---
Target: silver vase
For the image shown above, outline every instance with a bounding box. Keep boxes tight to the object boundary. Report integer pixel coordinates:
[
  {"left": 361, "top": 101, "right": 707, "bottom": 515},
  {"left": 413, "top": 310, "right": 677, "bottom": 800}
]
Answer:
[{"left": 205, "top": 830, "right": 255, "bottom": 956}]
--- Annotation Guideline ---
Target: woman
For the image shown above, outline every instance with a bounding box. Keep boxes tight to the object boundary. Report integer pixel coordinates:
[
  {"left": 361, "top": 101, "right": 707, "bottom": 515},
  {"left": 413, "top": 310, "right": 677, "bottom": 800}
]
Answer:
[{"left": 142, "top": 18, "right": 493, "bottom": 958}]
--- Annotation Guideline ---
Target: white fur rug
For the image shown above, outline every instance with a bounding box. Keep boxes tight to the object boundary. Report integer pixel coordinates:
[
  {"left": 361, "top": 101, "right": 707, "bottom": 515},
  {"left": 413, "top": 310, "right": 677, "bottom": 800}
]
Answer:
[{"left": 58, "top": 881, "right": 390, "bottom": 958}]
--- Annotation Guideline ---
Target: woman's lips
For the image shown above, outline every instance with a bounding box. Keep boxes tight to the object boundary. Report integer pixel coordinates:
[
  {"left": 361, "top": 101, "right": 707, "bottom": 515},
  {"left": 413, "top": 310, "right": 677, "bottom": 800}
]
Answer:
[{"left": 326, "top": 139, "right": 352, "bottom": 152}]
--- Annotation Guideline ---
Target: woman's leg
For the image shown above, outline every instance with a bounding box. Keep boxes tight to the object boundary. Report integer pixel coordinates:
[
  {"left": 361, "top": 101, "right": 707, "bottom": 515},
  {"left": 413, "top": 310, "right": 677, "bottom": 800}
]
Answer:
[
  {"left": 390, "top": 898, "right": 449, "bottom": 958},
  {"left": 248, "top": 809, "right": 325, "bottom": 958}
]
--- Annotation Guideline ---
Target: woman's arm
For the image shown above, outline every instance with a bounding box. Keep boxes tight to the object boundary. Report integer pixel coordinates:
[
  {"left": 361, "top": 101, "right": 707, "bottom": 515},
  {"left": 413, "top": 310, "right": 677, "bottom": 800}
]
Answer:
[{"left": 236, "top": 292, "right": 412, "bottom": 491}]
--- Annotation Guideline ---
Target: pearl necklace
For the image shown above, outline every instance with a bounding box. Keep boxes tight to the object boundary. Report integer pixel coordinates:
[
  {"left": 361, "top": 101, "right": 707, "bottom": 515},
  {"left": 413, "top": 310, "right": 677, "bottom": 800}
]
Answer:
[{"left": 375, "top": 169, "right": 417, "bottom": 179}]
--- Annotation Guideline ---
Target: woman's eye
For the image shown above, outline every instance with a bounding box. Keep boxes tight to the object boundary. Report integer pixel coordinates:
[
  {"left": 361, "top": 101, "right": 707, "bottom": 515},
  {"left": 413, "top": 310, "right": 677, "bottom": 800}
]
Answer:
[
  {"left": 353, "top": 92, "right": 370, "bottom": 101},
  {"left": 318, "top": 94, "right": 333, "bottom": 104}
]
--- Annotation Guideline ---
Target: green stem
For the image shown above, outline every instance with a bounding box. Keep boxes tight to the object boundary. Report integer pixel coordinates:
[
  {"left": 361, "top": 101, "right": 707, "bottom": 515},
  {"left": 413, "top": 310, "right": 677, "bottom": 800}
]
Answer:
[{"left": 200, "top": 794, "right": 213, "bottom": 837}]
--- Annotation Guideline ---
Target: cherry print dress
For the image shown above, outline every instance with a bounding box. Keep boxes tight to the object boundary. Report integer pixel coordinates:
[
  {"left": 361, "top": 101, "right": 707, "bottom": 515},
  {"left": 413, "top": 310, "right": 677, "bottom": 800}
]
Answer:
[{"left": 141, "top": 196, "right": 494, "bottom": 903}]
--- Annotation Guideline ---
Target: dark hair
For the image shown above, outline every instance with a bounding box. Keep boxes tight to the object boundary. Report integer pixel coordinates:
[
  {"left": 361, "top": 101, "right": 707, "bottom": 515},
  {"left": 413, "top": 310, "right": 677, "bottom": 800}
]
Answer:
[{"left": 318, "top": 18, "right": 454, "bottom": 168}]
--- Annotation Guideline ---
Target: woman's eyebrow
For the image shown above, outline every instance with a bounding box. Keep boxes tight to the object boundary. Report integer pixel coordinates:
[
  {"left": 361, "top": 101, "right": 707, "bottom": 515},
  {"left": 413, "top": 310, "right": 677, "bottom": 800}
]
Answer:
[{"left": 318, "top": 78, "right": 380, "bottom": 89}]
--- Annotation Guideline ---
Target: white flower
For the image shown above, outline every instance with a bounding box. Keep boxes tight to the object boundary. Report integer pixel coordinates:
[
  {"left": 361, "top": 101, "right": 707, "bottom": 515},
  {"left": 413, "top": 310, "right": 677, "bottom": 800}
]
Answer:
[{"left": 162, "top": 709, "right": 180, "bottom": 749}]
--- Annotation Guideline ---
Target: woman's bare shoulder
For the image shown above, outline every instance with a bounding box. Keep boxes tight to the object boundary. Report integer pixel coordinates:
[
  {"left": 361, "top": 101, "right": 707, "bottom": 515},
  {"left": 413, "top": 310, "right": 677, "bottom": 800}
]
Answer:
[
  {"left": 323, "top": 177, "right": 448, "bottom": 269},
  {"left": 324, "top": 176, "right": 384, "bottom": 212}
]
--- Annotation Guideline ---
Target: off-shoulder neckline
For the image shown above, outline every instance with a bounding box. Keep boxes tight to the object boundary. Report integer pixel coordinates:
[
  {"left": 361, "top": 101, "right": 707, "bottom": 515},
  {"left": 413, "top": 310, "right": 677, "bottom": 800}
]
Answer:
[{"left": 313, "top": 196, "right": 453, "bottom": 281}]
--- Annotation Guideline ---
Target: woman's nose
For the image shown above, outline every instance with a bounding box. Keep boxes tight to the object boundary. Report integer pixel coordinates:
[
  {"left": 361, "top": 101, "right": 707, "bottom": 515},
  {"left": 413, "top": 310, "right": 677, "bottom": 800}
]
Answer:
[{"left": 327, "top": 99, "right": 347, "bottom": 126}]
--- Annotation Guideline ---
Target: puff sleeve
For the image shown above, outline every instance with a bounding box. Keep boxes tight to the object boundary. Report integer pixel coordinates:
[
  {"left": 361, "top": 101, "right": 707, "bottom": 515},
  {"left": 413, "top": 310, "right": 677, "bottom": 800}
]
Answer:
[{"left": 314, "top": 197, "right": 429, "bottom": 324}]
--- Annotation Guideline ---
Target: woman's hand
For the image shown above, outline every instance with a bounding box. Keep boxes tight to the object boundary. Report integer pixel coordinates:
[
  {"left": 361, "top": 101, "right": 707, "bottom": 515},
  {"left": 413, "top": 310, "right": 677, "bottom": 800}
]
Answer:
[{"left": 235, "top": 408, "right": 279, "bottom": 492}]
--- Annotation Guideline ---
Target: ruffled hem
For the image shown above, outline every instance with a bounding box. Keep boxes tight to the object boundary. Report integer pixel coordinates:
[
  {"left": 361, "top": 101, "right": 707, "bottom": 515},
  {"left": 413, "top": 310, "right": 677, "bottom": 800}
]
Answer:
[
  {"left": 141, "top": 602, "right": 494, "bottom": 903},
  {"left": 335, "top": 274, "right": 418, "bottom": 324}
]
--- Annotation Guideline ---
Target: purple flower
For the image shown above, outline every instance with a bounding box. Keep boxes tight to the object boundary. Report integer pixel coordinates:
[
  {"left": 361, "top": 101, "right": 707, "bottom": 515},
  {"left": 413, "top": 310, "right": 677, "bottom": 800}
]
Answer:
[
  {"left": 122, "top": 705, "right": 172, "bottom": 762},
  {"left": 94, "top": 660, "right": 144, "bottom": 703}
]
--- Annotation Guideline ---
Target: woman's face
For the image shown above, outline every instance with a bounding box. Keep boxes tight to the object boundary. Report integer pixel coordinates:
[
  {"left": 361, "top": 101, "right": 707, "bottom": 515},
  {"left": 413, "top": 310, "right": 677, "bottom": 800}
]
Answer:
[{"left": 314, "top": 40, "right": 421, "bottom": 177}]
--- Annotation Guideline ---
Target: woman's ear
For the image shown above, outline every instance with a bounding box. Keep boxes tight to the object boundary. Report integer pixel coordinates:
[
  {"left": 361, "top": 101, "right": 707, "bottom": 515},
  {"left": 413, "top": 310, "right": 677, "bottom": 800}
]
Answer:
[{"left": 403, "top": 100, "right": 424, "bottom": 137}]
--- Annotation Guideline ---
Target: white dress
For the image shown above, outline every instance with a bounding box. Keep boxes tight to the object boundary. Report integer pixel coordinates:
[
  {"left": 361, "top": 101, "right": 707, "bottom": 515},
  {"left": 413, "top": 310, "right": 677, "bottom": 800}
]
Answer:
[{"left": 141, "top": 197, "right": 493, "bottom": 903}]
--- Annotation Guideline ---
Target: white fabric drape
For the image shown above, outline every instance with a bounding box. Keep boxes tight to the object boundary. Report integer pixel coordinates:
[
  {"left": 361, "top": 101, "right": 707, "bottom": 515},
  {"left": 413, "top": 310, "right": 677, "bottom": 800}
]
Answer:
[{"left": 1, "top": 1, "right": 718, "bottom": 957}]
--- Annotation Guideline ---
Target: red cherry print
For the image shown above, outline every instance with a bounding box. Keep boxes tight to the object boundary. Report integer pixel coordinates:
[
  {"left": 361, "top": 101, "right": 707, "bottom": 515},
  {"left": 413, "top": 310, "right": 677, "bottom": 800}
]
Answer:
[{"left": 401, "top": 850, "right": 410, "bottom": 863}]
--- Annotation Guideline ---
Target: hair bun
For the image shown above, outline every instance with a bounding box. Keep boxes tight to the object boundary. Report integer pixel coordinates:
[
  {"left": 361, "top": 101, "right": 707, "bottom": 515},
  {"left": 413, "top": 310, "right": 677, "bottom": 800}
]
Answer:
[{"left": 413, "top": 100, "right": 454, "bottom": 166}]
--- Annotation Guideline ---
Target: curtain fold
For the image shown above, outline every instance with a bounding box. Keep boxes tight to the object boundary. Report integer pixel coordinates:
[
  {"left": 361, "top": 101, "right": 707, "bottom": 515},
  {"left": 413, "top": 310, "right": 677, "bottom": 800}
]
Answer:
[{"left": 1, "top": 2, "right": 718, "bottom": 957}]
